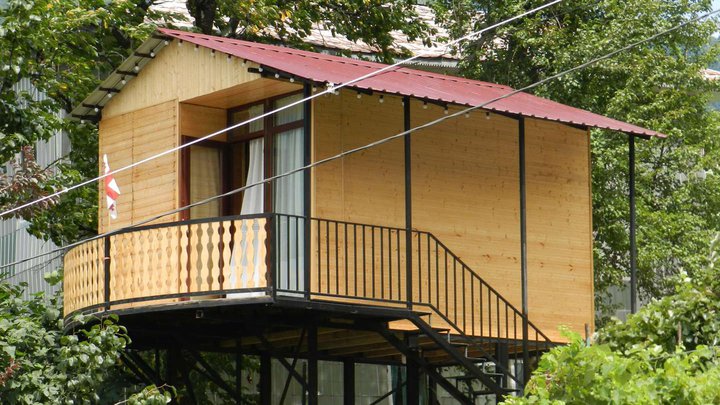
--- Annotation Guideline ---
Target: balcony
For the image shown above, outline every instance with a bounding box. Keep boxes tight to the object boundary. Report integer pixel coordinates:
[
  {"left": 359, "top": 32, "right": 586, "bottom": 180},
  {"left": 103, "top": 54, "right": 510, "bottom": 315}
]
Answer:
[{"left": 64, "top": 214, "right": 552, "bottom": 347}]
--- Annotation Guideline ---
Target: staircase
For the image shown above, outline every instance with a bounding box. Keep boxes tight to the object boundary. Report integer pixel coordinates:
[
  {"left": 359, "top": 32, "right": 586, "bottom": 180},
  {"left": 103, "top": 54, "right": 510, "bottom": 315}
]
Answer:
[{"left": 272, "top": 214, "right": 555, "bottom": 403}]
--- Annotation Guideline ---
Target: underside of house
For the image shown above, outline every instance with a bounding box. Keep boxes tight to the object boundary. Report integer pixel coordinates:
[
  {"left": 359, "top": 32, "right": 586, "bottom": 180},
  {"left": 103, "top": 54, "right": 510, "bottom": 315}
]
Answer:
[{"left": 64, "top": 29, "right": 662, "bottom": 404}]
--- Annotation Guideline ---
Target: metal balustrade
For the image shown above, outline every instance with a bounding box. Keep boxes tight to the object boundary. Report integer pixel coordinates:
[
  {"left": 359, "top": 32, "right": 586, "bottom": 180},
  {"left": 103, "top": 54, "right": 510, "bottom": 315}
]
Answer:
[{"left": 64, "top": 213, "right": 552, "bottom": 387}]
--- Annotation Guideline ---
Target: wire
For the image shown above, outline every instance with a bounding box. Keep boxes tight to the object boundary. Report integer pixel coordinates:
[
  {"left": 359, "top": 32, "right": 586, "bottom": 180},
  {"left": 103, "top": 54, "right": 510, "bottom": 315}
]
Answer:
[
  {"left": 1, "top": 5, "right": 716, "bottom": 272},
  {"left": 0, "top": 0, "right": 563, "bottom": 220},
  {"left": 0, "top": 251, "right": 63, "bottom": 282}
]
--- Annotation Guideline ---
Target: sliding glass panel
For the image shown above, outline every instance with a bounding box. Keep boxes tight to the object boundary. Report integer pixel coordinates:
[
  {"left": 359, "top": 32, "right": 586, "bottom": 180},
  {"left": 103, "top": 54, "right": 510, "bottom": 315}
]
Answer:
[
  {"left": 274, "top": 94, "right": 305, "bottom": 294},
  {"left": 228, "top": 103, "right": 264, "bottom": 142}
]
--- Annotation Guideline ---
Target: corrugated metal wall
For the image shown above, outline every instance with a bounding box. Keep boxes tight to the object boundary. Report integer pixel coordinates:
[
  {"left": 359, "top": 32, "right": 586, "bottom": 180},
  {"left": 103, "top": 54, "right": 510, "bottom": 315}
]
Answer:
[{"left": 0, "top": 78, "right": 68, "bottom": 299}]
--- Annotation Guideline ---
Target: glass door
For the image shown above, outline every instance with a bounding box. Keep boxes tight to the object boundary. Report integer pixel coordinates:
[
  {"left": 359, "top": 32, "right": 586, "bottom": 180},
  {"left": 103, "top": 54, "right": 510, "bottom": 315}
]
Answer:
[{"left": 273, "top": 94, "right": 305, "bottom": 294}]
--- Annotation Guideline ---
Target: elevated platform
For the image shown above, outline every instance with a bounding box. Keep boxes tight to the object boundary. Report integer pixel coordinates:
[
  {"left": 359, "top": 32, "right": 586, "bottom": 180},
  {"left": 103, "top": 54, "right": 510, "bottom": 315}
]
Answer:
[{"left": 64, "top": 213, "right": 555, "bottom": 402}]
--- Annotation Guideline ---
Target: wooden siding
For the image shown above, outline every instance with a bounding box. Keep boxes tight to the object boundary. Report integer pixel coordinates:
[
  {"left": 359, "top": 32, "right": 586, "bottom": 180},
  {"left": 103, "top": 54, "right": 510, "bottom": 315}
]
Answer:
[
  {"left": 102, "top": 40, "right": 297, "bottom": 118},
  {"left": 98, "top": 100, "right": 179, "bottom": 233},
  {"left": 179, "top": 103, "right": 227, "bottom": 141},
  {"left": 525, "top": 119, "right": 594, "bottom": 338},
  {"left": 313, "top": 92, "right": 405, "bottom": 226},
  {"left": 312, "top": 92, "right": 593, "bottom": 342}
]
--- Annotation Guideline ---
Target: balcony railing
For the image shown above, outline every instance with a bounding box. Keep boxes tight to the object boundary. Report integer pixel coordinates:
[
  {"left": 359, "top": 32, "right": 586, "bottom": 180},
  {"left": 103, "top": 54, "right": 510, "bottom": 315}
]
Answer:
[
  {"left": 64, "top": 213, "right": 551, "bottom": 350},
  {"left": 64, "top": 214, "right": 270, "bottom": 315}
]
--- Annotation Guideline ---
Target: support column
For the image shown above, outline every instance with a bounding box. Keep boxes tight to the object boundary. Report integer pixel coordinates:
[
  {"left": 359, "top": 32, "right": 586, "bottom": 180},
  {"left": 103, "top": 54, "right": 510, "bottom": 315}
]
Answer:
[
  {"left": 236, "top": 343, "right": 242, "bottom": 405},
  {"left": 308, "top": 324, "right": 318, "bottom": 405},
  {"left": 494, "top": 342, "right": 509, "bottom": 403},
  {"left": 304, "top": 83, "right": 312, "bottom": 298},
  {"left": 406, "top": 360, "right": 420, "bottom": 405},
  {"left": 427, "top": 368, "right": 438, "bottom": 405},
  {"left": 406, "top": 335, "right": 419, "bottom": 405},
  {"left": 518, "top": 117, "right": 530, "bottom": 386},
  {"left": 518, "top": 117, "right": 530, "bottom": 390},
  {"left": 260, "top": 353, "right": 272, "bottom": 405},
  {"left": 264, "top": 99, "right": 276, "bottom": 296},
  {"left": 343, "top": 360, "right": 355, "bottom": 405},
  {"left": 404, "top": 96, "right": 413, "bottom": 308},
  {"left": 629, "top": 135, "right": 637, "bottom": 313},
  {"left": 166, "top": 348, "right": 180, "bottom": 405}
]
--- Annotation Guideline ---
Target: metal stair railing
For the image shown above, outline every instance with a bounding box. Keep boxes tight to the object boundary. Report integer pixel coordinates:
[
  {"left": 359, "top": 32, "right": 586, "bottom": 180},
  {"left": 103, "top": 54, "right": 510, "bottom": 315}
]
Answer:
[{"left": 272, "top": 214, "right": 555, "bottom": 389}]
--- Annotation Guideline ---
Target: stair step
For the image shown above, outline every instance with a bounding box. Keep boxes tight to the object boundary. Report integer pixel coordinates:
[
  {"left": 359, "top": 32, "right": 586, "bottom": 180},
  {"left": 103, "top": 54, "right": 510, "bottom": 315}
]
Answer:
[{"left": 405, "top": 327, "right": 450, "bottom": 336}]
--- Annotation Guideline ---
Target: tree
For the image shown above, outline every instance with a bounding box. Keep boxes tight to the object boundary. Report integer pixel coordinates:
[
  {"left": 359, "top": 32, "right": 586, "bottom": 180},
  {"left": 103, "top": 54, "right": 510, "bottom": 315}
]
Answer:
[
  {"left": 0, "top": 275, "right": 179, "bottom": 404},
  {"left": 186, "top": 0, "right": 435, "bottom": 61},
  {"left": 0, "top": 0, "right": 436, "bottom": 246},
  {"left": 0, "top": 274, "right": 127, "bottom": 403},
  {"left": 0, "top": 0, "right": 177, "bottom": 245},
  {"left": 503, "top": 234, "right": 720, "bottom": 403},
  {"left": 432, "top": 0, "right": 720, "bottom": 316}
]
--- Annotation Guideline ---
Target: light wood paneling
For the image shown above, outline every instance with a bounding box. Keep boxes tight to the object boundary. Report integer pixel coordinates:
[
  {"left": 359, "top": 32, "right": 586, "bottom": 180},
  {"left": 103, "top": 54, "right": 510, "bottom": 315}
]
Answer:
[
  {"left": 313, "top": 91, "right": 405, "bottom": 226},
  {"left": 179, "top": 103, "right": 228, "bottom": 141},
  {"left": 312, "top": 93, "right": 593, "bottom": 343},
  {"left": 184, "top": 79, "right": 300, "bottom": 110},
  {"left": 102, "top": 41, "right": 300, "bottom": 118},
  {"left": 525, "top": 118, "right": 593, "bottom": 338},
  {"left": 99, "top": 100, "right": 179, "bottom": 234}
]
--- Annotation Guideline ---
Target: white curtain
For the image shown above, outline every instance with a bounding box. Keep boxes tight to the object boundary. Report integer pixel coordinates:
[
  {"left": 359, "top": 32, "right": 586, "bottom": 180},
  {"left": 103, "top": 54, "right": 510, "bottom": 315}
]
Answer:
[
  {"left": 229, "top": 138, "right": 264, "bottom": 295},
  {"left": 274, "top": 94, "right": 305, "bottom": 293},
  {"left": 241, "top": 138, "right": 264, "bottom": 215}
]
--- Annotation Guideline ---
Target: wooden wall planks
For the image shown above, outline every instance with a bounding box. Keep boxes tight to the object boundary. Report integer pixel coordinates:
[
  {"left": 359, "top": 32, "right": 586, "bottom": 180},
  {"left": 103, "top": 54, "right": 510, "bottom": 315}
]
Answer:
[
  {"left": 98, "top": 100, "right": 179, "bottom": 234},
  {"left": 312, "top": 92, "right": 593, "bottom": 342}
]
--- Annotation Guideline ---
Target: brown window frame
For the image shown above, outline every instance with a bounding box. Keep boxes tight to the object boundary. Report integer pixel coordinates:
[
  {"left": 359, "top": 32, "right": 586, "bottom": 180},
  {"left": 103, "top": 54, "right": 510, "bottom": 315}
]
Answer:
[{"left": 180, "top": 90, "right": 305, "bottom": 220}]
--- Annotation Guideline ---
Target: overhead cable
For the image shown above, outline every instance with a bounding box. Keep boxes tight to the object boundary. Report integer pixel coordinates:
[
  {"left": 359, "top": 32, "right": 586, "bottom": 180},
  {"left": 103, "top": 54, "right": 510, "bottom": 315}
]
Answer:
[
  {"left": 3, "top": 4, "right": 716, "bottom": 272},
  {"left": 0, "top": 0, "right": 563, "bottom": 219}
]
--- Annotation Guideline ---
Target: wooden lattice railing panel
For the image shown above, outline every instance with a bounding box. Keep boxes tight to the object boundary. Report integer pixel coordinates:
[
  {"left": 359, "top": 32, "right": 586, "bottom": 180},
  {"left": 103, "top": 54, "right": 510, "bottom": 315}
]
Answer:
[
  {"left": 63, "top": 216, "right": 269, "bottom": 316},
  {"left": 63, "top": 238, "right": 105, "bottom": 315}
]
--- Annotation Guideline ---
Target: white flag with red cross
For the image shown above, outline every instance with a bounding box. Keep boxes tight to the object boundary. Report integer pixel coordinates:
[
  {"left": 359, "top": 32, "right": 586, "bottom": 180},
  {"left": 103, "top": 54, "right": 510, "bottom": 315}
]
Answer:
[{"left": 103, "top": 154, "right": 121, "bottom": 219}]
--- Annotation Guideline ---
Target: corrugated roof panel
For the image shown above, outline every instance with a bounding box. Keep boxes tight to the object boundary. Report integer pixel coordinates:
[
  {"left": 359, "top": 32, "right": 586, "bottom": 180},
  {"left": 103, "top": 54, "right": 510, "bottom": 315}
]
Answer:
[
  {"left": 157, "top": 29, "right": 663, "bottom": 138},
  {"left": 74, "top": 28, "right": 665, "bottom": 139}
]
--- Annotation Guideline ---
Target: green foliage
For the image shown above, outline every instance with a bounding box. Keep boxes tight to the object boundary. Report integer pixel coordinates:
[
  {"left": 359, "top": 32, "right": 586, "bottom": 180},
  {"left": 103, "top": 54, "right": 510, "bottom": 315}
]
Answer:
[
  {"left": 432, "top": 0, "right": 720, "bottom": 314},
  {"left": 188, "top": 0, "right": 435, "bottom": 62},
  {"left": 503, "top": 235, "right": 720, "bottom": 404},
  {"left": 0, "top": 277, "right": 132, "bottom": 404},
  {"left": 0, "top": 0, "right": 172, "bottom": 245},
  {"left": 120, "top": 385, "right": 174, "bottom": 405}
]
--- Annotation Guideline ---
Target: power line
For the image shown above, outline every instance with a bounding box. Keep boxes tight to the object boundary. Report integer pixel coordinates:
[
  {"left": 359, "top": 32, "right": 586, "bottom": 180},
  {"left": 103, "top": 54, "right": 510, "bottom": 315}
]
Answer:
[
  {"left": 0, "top": 251, "right": 63, "bottom": 283},
  {"left": 1, "top": 5, "right": 717, "bottom": 273},
  {"left": 0, "top": 0, "right": 563, "bottom": 220}
]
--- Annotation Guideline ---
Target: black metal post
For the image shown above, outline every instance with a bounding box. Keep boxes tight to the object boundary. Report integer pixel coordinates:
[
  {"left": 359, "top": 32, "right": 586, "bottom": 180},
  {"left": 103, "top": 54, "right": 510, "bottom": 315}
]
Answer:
[
  {"left": 404, "top": 96, "right": 413, "bottom": 308},
  {"left": 264, "top": 99, "right": 276, "bottom": 299},
  {"left": 405, "top": 337, "right": 420, "bottom": 405},
  {"left": 427, "top": 368, "right": 437, "bottom": 405},
  {"left": 266, "top": 217, "right": 276, "bottom": 300},
  {"left": 260, "top": 352, "right": 271, "bottom": 405},
  {"left": 167, "top": 347, "right": 180, "bottom": 405},
  {"left": 343, "top": 360, "right": 355, "bottom": 405},
  {"left": 236, "top": 342, "right": 242, "bottom": 405},
  {"left": 494, "top": 342, "right": 509, "bottom": 403},
  {"left": 518, "top": 117, "right": 530, "bottom": 386},
  {"left": 103, "top": 235, "right": 111, "bottom": 310},
  {"left": 304, "top": 83, "right": 312, "bottom": 299},
  {"left": 308, "top": 324, "right": 318, "bottom": 405},
  {"left": 629, "top": 135, "right": 637, "bottom": 313}
]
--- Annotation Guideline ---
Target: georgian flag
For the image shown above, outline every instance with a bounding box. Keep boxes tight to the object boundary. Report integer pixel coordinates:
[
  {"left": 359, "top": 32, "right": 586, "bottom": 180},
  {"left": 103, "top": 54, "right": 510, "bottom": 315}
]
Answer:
[{"left": 103, "top": 154, "right": 121, "bottom": 219}]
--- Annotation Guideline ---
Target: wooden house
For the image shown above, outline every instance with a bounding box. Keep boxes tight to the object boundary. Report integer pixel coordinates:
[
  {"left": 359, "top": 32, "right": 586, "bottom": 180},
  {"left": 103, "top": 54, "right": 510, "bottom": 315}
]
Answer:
[{"left": 64, "top": 28, "right": 662, "bottom": 404}]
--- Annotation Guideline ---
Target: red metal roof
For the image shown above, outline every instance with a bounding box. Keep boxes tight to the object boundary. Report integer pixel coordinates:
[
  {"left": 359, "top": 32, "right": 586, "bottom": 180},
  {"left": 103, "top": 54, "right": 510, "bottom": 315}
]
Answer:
[{"left": 158, "top": 28, "right": 663, "bottom": 138}]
